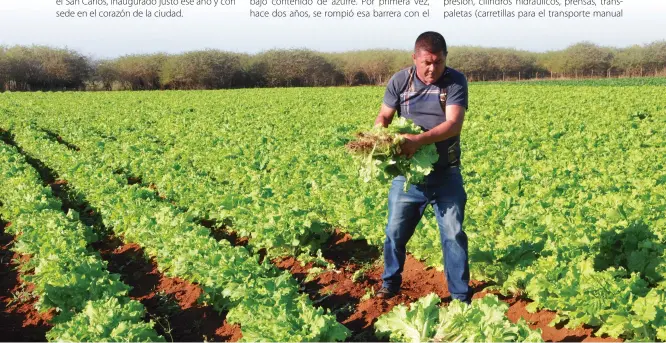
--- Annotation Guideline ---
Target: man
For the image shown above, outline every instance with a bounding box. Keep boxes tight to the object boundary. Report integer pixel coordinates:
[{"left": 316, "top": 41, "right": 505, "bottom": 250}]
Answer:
[{"left": 373, "top": 31, "right": 471, "bottom": 304}]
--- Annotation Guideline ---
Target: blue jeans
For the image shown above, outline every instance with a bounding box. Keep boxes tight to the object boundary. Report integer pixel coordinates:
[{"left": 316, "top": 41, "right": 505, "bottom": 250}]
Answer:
[{"left": 381, "top": 167, "right": 471, "bottom": 303}]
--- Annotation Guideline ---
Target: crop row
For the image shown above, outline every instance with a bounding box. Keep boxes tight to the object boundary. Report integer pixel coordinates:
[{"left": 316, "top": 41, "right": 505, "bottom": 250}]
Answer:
[
  {"left": 0, "top": 139, "right": 163, "bottom": 341},
  {"left": 3, "top": 125, "right": 349, "bottom": 342},
  {"left": 2, "top": 83, "right": 666, "bottom": 339}
]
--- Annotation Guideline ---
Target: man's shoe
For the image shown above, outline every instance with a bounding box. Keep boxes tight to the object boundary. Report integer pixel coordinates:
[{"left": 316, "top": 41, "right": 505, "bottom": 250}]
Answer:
[{"left": 376, "top": 287, "right": 398, "bottom": 299}]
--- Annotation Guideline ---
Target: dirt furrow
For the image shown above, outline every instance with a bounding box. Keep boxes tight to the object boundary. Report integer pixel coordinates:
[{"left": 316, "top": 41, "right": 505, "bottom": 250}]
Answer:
[
  {"left": 276, "top": 229, "right": 622, "bottom": 342},
  {"left": 93, "top": 236, "right": 241, "bottom": 342},
  {"left": 49, "top": 177, "right": 243, "bottom": 342},
  {"left": 21, "top": 128, "right": 624, "bottom": 342},
  {"left": 0, "top": 221, "right": 53, "bottom": 342},
  {"left": 2, "top": 130, "right": 241, "bottom": 342}
]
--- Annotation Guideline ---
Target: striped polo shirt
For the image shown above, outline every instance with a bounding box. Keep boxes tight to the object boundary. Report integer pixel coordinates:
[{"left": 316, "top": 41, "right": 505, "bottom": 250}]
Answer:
[{"left": 382, "top": 65, "right": 469, "bottom": 170}]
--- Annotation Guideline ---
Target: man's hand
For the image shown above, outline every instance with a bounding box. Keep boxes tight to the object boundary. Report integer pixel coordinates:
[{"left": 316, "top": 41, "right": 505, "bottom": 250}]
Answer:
[
  {"left": 374, "top": 104, "right": 397, "bottom": 128},
  {"left": 412, "top": 105, "right": 465, "bottom": 146},
  {"left": 400, "top": 134, "right": 422, "bottom": 159}
]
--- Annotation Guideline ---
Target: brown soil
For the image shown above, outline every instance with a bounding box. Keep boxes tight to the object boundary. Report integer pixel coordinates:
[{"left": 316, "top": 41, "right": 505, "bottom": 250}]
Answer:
[
  {"left": 273, "top": 229, "right": 483, "bottom": 341},
  {"left": 0, "top": 139, "right": 630, "bottom": 342},
  {"left": 321, "top": 229, "right": 381, "bottom": 267},
  {"left": 274, "top": 251, "right": 463, "bottom": 341},
  {"left": 505, "top": 298, "right": 623, "bottom": 342},
  {"left": 47, "top": 177, "right": 241, "bottom": 341},
  {"left": 0, "top": 222, "right": 53, "bottom": 341},
  {"left": 0, "top": 136, "right": 242, "bottom": 342},
  {"left": 94, "top": 236, "right": 242, "bottom": 342},
  {"left": 275, "top": 229, "right": 623, "bottom": 343}
]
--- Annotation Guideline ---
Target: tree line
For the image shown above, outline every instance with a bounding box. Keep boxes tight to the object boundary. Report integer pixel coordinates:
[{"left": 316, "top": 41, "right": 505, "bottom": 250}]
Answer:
[{"left": 1, "top": 41, "right": 665, "bottom": 91}]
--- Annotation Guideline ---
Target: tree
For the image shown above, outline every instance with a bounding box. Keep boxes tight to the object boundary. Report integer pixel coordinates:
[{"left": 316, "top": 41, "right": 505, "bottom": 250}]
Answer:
[
  {"left": 490, "top": 49, "right": 524, "bottom": 80},
  {"left": 0, "top": 46, "right": 8, "bottom": 91},
  {"left": 615, "top": 45, "right": 648, "bottom": 76},
  {"left": 160, "top": 50, "right": 244, "bottom": 90},
  {"left": 249, "top": 49, "right": 341, "bottom": 87},
  {"left": 110, "top": 54, "right": 167, "bottom": 90},
  {"left": 560, "top": 42, "right": 613, "bottom": 78},
  {"left": 1, "top": 45, "right": 91, "bottom": 91},
  {"left": 448, "top": 47, "right": 492, "bottom": 81},
  {"left": 92, "top": 60, "right": 120, "bottom": 91},
  {"left": 644, "top": 41, "right": 666, "bottom": 76}
]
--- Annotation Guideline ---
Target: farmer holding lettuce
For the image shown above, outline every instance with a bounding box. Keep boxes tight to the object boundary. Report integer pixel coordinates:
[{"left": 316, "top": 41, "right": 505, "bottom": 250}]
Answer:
[{"left": 373, "top": 31, "right": 471, "bottom": 303}]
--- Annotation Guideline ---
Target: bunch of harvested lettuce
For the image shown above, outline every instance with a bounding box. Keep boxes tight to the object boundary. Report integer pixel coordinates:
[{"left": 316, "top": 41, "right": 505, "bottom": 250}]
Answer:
[{"left": 345, "top": 117, "right": 438, "bottom": 190}]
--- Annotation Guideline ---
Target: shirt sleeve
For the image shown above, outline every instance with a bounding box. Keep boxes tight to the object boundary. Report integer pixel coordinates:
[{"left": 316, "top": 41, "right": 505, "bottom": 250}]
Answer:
[
  {"left": 446, "top": 74, "right": 469, "bottom": 110},
  {"left": 382, "top": 72, "right": 404, "bottom": 109}
]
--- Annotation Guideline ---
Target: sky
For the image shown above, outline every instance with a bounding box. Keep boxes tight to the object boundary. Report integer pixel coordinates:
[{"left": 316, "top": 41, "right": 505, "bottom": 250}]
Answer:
[{"left": 1, "top": 0, "right": 665, "bottom": 59}]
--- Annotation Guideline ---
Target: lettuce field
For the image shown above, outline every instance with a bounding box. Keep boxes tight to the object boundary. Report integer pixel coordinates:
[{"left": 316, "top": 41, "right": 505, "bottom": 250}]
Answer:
[{"left": 1, "top": 79, "right": 665, "bottom": 342}]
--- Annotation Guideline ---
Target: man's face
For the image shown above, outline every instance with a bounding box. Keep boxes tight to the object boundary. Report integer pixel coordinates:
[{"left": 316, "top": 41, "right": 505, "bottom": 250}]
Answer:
[{"left": 412, "top": 49, "right": 447, "bottom": 85}]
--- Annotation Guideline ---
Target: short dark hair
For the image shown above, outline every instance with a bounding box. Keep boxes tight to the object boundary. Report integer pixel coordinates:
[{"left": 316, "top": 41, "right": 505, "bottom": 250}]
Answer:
[{"left": 414, "top": 32, "right": 448, "bottom": 55}]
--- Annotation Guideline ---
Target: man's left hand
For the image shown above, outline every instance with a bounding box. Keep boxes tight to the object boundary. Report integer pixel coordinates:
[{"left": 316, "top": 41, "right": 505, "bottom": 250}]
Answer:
[{"left": 400, "top": 134, "right": 422, "bottom": 159}]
